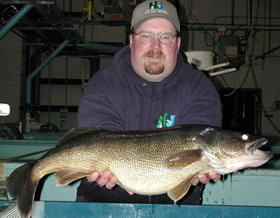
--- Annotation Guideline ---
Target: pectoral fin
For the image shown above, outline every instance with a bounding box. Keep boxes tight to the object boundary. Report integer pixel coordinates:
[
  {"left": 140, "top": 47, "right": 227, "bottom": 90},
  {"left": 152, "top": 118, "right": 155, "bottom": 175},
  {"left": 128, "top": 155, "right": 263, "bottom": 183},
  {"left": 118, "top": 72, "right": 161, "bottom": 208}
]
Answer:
[
  {"left": 56, "top": 169, "right": 91, "bottom": 186},
  {"left": 165, "top": 149, "right": 202, "bottom": 168},
  {"left": 167, "top": 175, "right": 197, "bottom": 202}
]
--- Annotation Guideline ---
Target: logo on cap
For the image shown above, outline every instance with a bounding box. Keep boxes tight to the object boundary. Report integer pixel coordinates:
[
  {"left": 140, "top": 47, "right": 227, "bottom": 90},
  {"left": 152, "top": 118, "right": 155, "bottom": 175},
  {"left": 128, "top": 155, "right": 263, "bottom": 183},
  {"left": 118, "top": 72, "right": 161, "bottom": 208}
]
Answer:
[{"left": 149, "top": 1, "right": 163, "bottom": 9}]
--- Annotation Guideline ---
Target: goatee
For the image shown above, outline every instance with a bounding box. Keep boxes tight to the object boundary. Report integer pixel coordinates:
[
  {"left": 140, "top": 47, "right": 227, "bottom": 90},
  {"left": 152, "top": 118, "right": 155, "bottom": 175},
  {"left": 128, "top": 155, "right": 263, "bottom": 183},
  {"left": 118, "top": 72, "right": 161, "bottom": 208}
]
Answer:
[{"left": 143, "top": 50, "right": 165, "bottom": 75}]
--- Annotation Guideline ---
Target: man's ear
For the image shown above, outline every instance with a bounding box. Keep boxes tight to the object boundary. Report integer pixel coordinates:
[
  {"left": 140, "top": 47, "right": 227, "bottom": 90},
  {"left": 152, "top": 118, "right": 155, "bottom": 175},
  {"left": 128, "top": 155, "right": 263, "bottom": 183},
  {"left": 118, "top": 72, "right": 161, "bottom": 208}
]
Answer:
[
  {"left": 129, "top": 34, "right": 134, "bottom": 49},
  {"left": 176, "top": 36, "right": 181, "bottom": 52}
]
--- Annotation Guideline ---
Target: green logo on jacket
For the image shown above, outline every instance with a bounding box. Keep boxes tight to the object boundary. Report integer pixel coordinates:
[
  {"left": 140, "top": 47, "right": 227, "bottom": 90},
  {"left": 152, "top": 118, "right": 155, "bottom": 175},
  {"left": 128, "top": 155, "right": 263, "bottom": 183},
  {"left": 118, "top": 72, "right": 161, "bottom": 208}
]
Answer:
[{"left": 157, "top": 112, "right": 176, "bottom": 128}]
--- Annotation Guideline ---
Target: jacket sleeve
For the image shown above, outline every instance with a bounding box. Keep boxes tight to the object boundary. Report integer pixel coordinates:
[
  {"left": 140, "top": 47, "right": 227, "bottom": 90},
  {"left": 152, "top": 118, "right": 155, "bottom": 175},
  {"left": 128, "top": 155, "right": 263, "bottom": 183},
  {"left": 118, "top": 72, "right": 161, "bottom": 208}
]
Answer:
[
  {"left": 181, "top": 70, "right": 222, "bottom": 128},
  {"left": 77, "top": 72, "right": 124, "bottom": 130}
]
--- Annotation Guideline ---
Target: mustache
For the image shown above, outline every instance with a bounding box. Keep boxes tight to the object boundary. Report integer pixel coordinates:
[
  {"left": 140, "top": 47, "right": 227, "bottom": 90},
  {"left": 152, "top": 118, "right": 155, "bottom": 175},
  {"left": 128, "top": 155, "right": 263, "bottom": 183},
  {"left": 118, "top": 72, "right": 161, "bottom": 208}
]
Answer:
[{"left": 144, "top": 50, "right": 164, "bottom": 58}]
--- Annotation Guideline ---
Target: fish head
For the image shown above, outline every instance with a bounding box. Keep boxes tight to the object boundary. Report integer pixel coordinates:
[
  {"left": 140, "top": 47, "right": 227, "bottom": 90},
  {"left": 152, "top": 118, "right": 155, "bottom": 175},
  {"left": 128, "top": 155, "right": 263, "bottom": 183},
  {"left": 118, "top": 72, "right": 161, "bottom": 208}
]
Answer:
[{"left": 196, "top": 127, "right": 273, "bottom": 174}]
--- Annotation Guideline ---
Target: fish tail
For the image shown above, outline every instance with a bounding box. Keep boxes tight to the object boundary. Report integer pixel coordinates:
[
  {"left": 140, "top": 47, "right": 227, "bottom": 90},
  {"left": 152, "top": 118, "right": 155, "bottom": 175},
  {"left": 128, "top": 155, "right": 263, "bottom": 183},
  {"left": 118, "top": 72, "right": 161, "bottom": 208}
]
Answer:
[{"left": 7, "top": 162, "right": 37, "bottom": 218}]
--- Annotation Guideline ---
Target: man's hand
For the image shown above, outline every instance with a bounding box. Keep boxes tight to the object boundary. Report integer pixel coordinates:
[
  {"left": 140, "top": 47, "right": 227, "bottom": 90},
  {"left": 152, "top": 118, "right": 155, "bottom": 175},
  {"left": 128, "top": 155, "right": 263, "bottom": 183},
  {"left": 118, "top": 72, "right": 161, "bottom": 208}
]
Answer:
[
  {"left": 192, "top": 172, "right": 221, "bottom": 186},
  {"left": 87, "top": 170, "right": 134, "bottom": 195},
  {"left": 87, "top": 170, "right": 117, "bottom": 190}
]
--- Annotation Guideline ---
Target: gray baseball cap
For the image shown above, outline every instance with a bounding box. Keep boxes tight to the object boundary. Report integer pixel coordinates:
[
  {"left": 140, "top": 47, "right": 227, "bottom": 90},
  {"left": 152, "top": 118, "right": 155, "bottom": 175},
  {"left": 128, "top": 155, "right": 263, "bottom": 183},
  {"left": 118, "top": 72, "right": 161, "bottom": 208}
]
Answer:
[{"left": 131, "top": 0, "right": 180, "bottom": 32}]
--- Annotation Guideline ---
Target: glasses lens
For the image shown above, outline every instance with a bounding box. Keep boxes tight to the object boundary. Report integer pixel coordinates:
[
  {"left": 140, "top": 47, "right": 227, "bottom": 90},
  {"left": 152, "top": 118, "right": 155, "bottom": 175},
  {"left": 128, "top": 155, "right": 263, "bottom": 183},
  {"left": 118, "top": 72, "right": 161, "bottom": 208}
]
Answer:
[
  {"left": 139, "top": 32, "right": 154, "bottom": 43},
  {"left": 159, "top": 33, "right": 173, "bottom": 44}
]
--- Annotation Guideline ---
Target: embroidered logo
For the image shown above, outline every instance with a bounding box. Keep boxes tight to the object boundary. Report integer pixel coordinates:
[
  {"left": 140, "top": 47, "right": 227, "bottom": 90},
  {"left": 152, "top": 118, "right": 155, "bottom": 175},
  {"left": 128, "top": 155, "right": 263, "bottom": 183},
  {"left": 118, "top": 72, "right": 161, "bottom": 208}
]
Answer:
[
  {"left": 145, "top": 1, "right": 168, "bottom": 16},
  {"left": 149, "top": 1, "right": 163, "bottom": 9},
  {"left": 157, "top": 112, "right": 176, "bottom": 128}
]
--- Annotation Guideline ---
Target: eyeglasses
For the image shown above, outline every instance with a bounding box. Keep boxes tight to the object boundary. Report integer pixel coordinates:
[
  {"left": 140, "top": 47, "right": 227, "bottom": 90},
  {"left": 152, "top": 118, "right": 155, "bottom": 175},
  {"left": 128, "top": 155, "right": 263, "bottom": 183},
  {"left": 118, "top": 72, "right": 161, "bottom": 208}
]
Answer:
[{"left": 133, "top": 31, "right": 178, "bottom": 45}]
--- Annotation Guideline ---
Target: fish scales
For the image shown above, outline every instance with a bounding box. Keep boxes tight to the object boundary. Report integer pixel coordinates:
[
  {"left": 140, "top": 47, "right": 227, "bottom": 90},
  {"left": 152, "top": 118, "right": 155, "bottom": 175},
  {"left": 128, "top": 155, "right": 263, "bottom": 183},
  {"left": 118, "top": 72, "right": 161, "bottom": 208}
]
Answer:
[
  {"left": 33, "top": 128, "right": 201, "bottom": 193},
  {"left": 6, "top": 125, "right": 272, "bottom": 218}
]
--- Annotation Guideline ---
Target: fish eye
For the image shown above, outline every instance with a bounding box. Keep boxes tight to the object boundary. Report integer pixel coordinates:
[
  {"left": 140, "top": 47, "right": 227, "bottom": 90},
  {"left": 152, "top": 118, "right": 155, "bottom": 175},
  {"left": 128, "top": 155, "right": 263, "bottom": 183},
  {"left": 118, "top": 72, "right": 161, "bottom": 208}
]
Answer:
[{"left": 241, "top": 134, "right": 249, "bottom": 141}]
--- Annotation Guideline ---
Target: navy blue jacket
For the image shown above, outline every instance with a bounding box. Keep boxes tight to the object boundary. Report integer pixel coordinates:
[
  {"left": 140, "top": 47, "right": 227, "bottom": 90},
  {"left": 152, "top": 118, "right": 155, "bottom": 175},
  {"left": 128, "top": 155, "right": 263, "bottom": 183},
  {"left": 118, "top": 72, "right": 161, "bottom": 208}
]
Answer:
[
  {"left": 76, "top": 45, "right": 222, "bottom": 204},
  {"left": 78, "top": 45, "right": 222, "bottom": 130}
]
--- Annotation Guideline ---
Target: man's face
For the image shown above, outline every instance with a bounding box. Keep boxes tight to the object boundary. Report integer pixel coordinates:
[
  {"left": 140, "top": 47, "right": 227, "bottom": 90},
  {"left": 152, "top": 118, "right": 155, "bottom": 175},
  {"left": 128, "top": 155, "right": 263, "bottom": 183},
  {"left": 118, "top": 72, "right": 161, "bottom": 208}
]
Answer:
[{"left": 129, "top": 18, "right": 181, "bottom": 82}]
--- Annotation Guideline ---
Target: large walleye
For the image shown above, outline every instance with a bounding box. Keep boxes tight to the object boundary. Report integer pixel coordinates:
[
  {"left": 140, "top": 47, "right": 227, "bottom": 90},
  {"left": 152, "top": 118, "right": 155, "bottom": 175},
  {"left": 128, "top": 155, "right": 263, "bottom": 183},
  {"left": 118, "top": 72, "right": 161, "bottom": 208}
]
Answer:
[{"left": 7, "top": 125, "right": 272, "bottom": 218}]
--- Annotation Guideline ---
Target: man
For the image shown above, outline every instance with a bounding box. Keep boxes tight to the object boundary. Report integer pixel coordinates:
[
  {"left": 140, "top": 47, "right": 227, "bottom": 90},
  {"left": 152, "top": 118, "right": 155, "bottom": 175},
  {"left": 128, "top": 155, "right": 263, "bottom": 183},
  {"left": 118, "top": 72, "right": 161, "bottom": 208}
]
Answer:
[{"left": 76, "top": 0, "right": 222, "bottom": 204}]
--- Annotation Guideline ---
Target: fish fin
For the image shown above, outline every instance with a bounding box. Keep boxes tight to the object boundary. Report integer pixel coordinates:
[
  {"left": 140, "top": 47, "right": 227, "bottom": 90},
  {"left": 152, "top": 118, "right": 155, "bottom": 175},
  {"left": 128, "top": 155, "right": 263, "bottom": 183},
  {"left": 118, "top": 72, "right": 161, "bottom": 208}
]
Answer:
[
  {"left": 57, "top": 128, "right": 104, "bottom": 147},
  {"left": 167, "top": 175, "right": 197, "bottom": 202},
  {"left": 56, "top": 169, "right": 91, "bottom": 186},
  {"left": 7, "top": 162, "right": 37, "bottom": 218},
  {"left": 165, "top": 149, "right": 202, "bottom": 168}
]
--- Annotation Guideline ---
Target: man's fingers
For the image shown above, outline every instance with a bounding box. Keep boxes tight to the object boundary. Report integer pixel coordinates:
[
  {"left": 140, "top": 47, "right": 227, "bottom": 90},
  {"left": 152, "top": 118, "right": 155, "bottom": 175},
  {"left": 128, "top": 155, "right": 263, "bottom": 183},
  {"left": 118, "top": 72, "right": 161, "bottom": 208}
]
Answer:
[
  {"left": 197, "top": 174, "right": 210, "bottom": 184},
  {"left": 193, "top": 172, "right": 221, "bottom": 185},
  {"left": 192, "top": 178, "right": 199, "bottom": 186},
  {"left": 86, "top": 170, "right": 118, "bottom": 191},
  {"left": 86, "top": 171, "right": 100, "bottom": 182},
  {"left": 97, "top": 170, "right": 111, "bottom": 187},
  {"left": 209, "top": 172, "right": 221, "bottom": 182},
  {"left": 105, "top": 175, "right": 118, "bottom": 190}
]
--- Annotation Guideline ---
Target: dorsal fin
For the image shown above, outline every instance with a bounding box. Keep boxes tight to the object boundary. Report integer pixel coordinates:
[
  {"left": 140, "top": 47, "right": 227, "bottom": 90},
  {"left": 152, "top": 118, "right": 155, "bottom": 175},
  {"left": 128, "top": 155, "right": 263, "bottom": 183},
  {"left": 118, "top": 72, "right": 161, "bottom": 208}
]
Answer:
[{"left": 57, "top": 128, "right": 104, "bottom": 147}]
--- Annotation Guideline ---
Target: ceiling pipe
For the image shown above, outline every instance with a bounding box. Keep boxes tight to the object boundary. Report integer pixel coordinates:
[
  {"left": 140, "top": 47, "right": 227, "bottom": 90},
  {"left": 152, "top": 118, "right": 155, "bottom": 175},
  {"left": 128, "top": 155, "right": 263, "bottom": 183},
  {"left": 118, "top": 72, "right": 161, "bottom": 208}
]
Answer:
[
  {"left": 26, "top": 39, "right": 69, "bottom": 105},
  {"left": 0, "top": 4, "right": 33, "bottom": 39},
  {"left": 231, "top": 0, "right": 235, "bottom": 26},
  {"left": 25, "top": 39, "right": 69, "bottom": 132}
]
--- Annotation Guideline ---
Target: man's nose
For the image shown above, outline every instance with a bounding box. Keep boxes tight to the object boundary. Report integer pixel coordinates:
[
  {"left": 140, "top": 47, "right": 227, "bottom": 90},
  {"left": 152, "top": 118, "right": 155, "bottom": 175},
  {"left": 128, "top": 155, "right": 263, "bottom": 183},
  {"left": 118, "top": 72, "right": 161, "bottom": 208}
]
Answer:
[{"left": 150, "top": 36, "right": 161, "bottom": 49}]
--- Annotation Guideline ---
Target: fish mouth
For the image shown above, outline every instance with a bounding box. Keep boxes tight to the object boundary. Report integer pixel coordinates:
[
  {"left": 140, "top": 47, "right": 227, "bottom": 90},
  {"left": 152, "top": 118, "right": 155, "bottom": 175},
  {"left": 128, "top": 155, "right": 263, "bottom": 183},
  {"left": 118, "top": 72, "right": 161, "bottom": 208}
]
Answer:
[
  {"left": 246, "top": 137, "right": 268, "bottom": 152},
  {"left": 246, "top": 137, "right": 273, "bottom": 160},
  {"left": 222, "top": 137, "right": 273, "bottom": 173}
]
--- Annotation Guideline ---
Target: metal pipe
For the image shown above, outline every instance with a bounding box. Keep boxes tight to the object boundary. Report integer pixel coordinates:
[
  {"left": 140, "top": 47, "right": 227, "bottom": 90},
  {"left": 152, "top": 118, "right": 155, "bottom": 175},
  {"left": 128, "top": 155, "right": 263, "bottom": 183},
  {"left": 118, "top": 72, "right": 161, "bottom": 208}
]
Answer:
[
  {"left": 209, "top": 67, "right": 237, "bottom": 77},
  {"left": 26, "top": 39, "right": 69, "bottom": 105},
  {"left": 0, "top": 4, "right": 33, "bottom": 39},
  {"left": 249, "top": 0, "right": 252, "bottom": 26},
  {"left": 269, "top": 0, "right": 272, "bottom": 55},
  {"left": 25, "top": 39, "right": 69, "bottom": 132},
  {"left": 231, "top": 0, "right": 235, "bottom": 26},
  {"left": 1, "top": 1, "right": 54, "bottom": 4},
  {"left": 247, "top": 0, "right": 249, "bottom": 26},
  {"left": 203, "top": 62, "right": 230, "bottom": 71}
]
